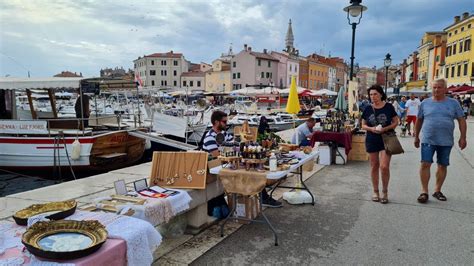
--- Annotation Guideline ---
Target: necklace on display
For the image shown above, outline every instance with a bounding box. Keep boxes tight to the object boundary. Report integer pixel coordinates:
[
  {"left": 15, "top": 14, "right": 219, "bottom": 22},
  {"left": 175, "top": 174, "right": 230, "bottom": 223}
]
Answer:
[
  {"left": 186, "top": 153, "right": 194, "bottom": 183},
  {"left": 196, "top": 152, "right": 206, "bottom": 175}
]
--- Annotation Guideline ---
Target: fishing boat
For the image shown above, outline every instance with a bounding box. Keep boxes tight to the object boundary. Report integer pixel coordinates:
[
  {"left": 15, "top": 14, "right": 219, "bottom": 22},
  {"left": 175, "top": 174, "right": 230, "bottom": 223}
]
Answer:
[{"left": 0, "top": 77, "right": 146, "bottom": 172}]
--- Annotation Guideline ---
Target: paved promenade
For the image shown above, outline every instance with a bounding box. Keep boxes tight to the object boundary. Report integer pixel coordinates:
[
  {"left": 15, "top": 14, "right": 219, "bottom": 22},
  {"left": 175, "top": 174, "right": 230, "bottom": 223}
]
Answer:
[{"left": 192, "top": 118, "right": 473, "bottom": 265}]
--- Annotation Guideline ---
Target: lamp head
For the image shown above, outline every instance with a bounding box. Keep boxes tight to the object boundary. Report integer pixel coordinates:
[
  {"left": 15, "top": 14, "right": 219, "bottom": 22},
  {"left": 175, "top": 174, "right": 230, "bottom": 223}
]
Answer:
[
  {"left": 343, "top": 0, "right": 367, "bottom": 19},
  {"left": 384, "top": 53, "right": 392, "bottom": 67}
]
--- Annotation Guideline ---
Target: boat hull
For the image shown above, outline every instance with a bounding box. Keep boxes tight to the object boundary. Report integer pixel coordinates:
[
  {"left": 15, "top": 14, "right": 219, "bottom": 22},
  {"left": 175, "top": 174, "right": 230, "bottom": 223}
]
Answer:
[{"left": 0, "top": 131, "right": 145, "bottom": 172}]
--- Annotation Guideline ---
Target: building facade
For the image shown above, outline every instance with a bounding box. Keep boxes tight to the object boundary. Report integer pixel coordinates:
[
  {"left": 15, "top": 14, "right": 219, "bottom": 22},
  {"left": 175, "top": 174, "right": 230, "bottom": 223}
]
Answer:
[
  {"left": 444, "top": 12, "right": 473, "bottom": 86},
  {"left": 133, "top": 51, "right": 189, "bottom": 89},
  {"left": 205, "top": 59, "right": 232, "bottom": 92},
  {"left": 299, "top": 58, "right": 309, "bottom": 88},
  {"left": 328, "top": 57, "right": 347, "bottom": 91},
  {"left": 356, "top": 67, "right": 377, "bottom": 94},
  {"left": 231, "top": 45, "right": 279, "bottom": 90}
]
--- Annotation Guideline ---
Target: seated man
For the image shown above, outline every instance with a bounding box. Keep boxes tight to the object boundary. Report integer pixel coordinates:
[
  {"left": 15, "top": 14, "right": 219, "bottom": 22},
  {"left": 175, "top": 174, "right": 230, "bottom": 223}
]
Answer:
[
  {"left": 291, "top": 118, "right": 316, "bottom": 146},
  {"left": 203, "top": 111, "right": 282, "bottom": 208}
]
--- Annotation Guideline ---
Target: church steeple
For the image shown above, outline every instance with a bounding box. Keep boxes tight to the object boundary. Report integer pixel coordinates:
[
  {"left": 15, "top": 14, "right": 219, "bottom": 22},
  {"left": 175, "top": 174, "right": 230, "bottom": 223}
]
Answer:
[{"left": 285, "top": 19, "right": 294, "bottom": 51}]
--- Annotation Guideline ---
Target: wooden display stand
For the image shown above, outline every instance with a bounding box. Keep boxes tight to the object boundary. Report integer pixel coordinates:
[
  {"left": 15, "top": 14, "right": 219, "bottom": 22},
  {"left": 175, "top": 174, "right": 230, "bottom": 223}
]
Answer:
[
  {"left": 218, "top": 156, "right": 241, "bottom": 169},
  {"left": 149, "top": 151, "right": 208, "bottom": 189},
  {"left": 242, "top": 158, "right": 266, "bottom": 171},
  {"left": 348, "top": 133, "right": 369, "bottom": 161}
]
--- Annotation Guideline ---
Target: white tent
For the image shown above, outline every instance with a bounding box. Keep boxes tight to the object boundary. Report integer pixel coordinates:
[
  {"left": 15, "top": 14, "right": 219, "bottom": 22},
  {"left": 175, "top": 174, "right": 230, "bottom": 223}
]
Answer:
[
  {"left": 312, "top": 89, "right": 337, "bottom": 96},
  {"left": 278, "top": 86, "right": 308, "bottom": 95},
  {"left": 232, "top": 86, "right": 278, "bottom": 95}
]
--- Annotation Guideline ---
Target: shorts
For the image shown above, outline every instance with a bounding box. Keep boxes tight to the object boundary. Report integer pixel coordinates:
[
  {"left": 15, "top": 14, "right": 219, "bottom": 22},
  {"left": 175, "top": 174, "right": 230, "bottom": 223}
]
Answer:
[
  {"left": 421, "top": 143, "right": 452, "bottom": 166},
  {"left": 406, "top": 115, "right": 417, "bottom": 124}
]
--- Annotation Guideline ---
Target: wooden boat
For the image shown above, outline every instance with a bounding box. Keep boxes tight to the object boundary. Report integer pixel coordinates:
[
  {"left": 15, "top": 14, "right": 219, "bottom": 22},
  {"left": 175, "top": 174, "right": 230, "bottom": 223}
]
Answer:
[{"left": 0, "top": 77, "right": 146, "bottom": 172}]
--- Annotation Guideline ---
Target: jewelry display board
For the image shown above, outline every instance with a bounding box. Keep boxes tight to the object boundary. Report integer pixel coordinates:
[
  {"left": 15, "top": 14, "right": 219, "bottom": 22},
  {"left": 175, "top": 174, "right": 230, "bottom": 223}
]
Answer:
[{"left": 149, "top": 151, "right": 208, "bottom": 189}]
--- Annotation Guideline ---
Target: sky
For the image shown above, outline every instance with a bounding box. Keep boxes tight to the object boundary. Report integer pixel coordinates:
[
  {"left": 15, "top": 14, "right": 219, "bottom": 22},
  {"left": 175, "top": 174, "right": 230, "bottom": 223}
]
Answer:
[{"left": 1, "top": 0, "right": 473, "bottom": 78}]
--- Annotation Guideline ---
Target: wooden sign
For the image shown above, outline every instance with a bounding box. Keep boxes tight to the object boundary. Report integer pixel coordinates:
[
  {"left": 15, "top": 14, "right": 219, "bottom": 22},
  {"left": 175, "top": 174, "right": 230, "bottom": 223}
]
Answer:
[{"left": 149, "top": 151, "right": 208, "bottom": 189}]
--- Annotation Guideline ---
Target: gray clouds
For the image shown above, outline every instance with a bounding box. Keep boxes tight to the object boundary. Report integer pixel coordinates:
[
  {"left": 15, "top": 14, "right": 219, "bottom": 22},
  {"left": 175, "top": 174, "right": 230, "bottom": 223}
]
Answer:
[{"left": 0, "top": 0, "right": 473, "bottom": 77}]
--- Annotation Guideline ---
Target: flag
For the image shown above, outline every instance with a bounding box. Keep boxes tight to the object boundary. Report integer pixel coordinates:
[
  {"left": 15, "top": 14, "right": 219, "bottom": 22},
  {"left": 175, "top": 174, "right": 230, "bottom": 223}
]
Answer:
[{"left": 135, "top": 72, "right": 143, "bottom": 88}]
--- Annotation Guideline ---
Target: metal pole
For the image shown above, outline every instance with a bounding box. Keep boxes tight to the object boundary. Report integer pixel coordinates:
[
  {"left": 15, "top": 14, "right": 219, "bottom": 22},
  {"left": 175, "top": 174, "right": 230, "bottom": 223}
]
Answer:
[
  {"left": 385, "top": 66, "right": 388, "bottom": 95},
  {"left": 136, "top": 85, "right": 141, "bottom": 127},
  {"left": 349, "top": 23, "right": 357, "bottom": 81}
]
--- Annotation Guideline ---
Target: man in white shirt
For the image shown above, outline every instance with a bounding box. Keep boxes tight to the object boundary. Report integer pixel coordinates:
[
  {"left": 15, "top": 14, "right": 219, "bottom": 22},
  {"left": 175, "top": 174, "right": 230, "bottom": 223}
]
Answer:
[
  {"left": 405, "top": 94, "right": 421, "bottom": 136},
  {"left": 292, "top": 118, "right": 316, "bottom": 146}
]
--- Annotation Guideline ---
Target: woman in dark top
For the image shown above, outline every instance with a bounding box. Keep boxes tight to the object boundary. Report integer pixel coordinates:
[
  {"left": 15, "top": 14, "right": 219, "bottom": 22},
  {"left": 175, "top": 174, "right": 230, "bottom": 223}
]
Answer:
[
  {"left": 258, "top": 116, "right": 270, "bottom": 135},
  {"left": 361, "top": 85, "right": 399, "bottom": 204}
]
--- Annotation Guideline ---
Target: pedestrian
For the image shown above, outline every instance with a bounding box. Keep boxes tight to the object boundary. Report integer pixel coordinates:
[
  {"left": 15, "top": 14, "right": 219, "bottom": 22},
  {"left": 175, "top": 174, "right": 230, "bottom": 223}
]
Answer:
[
  {"left": 399, "top": 96, "right": 407, "bottom": 124},
  {"left": 361, "top": 85, "right": 399, "bottom": 204},
  {"left": 462, "top": 96, "right": 471, "bottom": 118},
  {"left": 414, "top": 79, "right": 467, "bottom": 203},
  {"left": 405, "top": 93, "right": 421, "bottom": 136},
  {"left": 258, "top": 115, "right": 270, "bottom": 135}
]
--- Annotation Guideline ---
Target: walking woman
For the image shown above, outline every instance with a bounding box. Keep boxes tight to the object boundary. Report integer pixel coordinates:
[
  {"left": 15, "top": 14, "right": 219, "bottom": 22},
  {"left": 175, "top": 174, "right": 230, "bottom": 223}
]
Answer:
[{"left": 361, "top": 85, "right": 399, "bottom": 204}]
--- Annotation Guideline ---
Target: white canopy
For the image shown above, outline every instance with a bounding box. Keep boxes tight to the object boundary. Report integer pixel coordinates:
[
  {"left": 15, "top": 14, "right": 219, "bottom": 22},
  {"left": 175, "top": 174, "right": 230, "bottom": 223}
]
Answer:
[
  {"left": 312, "top": 89, "right": 337, "bottom": 96},
  {"left": 278, "top": 86, "right": 308, "bottom": 95},
  {"left": 232, "top": 86, "right": 279, "bottom": 95},
  {"left": 0, "top": 77, "right": 83, "bottom": 90}
]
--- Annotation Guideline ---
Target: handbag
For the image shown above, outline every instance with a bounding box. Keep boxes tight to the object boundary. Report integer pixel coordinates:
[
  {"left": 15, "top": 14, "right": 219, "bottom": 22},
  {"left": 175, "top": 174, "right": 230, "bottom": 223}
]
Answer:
[{"left": 372, "top": 106, "right": 404, "bottom": 155}]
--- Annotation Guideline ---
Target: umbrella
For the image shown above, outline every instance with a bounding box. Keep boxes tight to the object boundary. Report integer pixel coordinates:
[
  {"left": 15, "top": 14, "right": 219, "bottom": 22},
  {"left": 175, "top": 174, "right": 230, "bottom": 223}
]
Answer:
[
  {"left": 286, "top": 76, "right": 301, "bottom": 114},
  {"left": 313, "top": 88, "right": 338, "bottom": 96},
  {"left": 335, "top": 86, "right": 347, "bottom": 111}
]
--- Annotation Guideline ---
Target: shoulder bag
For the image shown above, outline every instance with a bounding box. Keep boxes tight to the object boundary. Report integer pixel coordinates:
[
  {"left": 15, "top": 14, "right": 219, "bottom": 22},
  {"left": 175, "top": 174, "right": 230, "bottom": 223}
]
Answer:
[{"left": 372, "top": 106, "right": 404, "bottom": 155}]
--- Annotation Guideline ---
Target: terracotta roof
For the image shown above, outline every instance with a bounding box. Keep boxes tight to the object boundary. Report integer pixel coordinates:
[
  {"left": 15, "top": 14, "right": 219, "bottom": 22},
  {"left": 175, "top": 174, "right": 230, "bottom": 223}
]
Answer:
[
  {"left": 181, "top": 71, "right": 205, "bottom": 77},
  {"left": 144, "top": 51, "right": 183, "bottom": 58},
  {"left": 249, "top": 52, "right": 279, "bottom": 62},
  {"left": 53, "top": 71, "right": 82, "bottom": 77},
  {"left": 189, "top": 63, "right": 200, "bottom": 71}
]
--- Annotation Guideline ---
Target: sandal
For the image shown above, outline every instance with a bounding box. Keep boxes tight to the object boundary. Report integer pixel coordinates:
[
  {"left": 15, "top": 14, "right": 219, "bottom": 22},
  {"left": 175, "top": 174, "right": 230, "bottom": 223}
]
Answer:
[
  {"left": 372, "top": 190, "right": 380, "bottom": 202},
  {"left": 380, "top": 190, "right": 388, "bottom": 204},
  {"left": 432, "top": 191, "right": 447, "bottom": 201},
  {"left": 417, "top": 193, "right": 429, "bottom": 203}
]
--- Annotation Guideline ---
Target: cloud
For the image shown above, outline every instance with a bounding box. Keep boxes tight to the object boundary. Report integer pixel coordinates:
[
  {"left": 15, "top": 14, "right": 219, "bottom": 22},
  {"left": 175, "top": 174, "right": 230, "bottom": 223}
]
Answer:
[{"left": 0, "top": 0, "right": 473, "bottom": 77}]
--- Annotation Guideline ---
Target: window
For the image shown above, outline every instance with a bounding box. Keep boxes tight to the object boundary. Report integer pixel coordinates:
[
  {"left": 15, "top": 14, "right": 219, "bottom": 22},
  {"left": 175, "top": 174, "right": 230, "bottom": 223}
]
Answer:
[
  {"left": 436, "top": 55, "right": 440, "bottom": 62},
  {"left": 289, "top": 65, "right": 292, "bottom": 71},
  {"left": 446, "top": 46, "right": 451, "bottom": 57},
  {"left": 151, "top": 60, "right": 154, "bottom": 65},
  {"left": 161, "top": 80, "right": 164, "bottom": 86},
  {"left": 183, "top": 81, "right": 187, "bottom": 86},
  {"left": 261, "top": 72, "right": 264, "bottom": 78},
  {"left": 190, "top": 81, "right": 194, "bottom": 87},
  {"left": 237, "top": 73, "right": 240, "bottom": 78},
  {"left": 233, "top": 62, "right": 236, "bottom": 67},
  {"left": 161, "top": 60, "right": 166, "bottom": 66},
  {"left": 270, "top": 72, "right": 272, "bottom": 78},
  {"left": 449, "top": 32, "right": 452, "bottom": 37},
  {"left": 453, "top": 44, "right": 457, "bottom": 55},
  {"left": 295, "top": 66, "right": 297, "bottom": 72},
  {"left": 173, "top": 70, "right": 177, "bottom": 76},
  {"left": 457, "top": 65, "right": 461, "bottom": 77},
  {"left": 289, "top": 77, "right": 291, "bottom": 84},
  {"left": 459, "top": 41, "right": 463, "bottom": 53},
  {"left": 266, "top": 72, "right": 270, "bottom": 78},
  {"left": 174, "top": 60, "right": 178, "bottom": 66},
  {"left": 151, "top": 80, "right": 155, "bottom": 86},
  {"left": 164, "top": 80, "right": 167, "bottom": 86},
  {"left": 472, "top": 63, "right": 474, "bottom": 77},
  {"left": 451, "top": 66, "right": 455, "bottom": 78},
  {"left": 233, "top": 73, "right": 236, "bottom": 79},
  {"left": 258, "top": 59, "right": 261, "bottom": 66},
  {"left": 461, "top": 27, "right": 464, "bottom": 32},
  {"left": 469, "top": 24, "right": 472, "bottom": 29},
  {"left": 464, "top": 62, "right": 469, "bottom": 76},
  {"left": 436, "top": 69, "right": 439, "bottom": 77},
  {"left": 454, "top": 30, "right": 458, "bottom": 34},
  {"left": 445, "top": 67, "right": 449, "bottom": 78},
  {"left": 150, "top": 70, "right": 156, "bottom": 76},
  {"left": 268, "top": 61, "right": 271, "bottom": 67},
  {"left": 465, "top": 39, "right": 471, "bottom": 51},
  {"left": 197, "top": 81, "right": 201, "bottom": 87}
]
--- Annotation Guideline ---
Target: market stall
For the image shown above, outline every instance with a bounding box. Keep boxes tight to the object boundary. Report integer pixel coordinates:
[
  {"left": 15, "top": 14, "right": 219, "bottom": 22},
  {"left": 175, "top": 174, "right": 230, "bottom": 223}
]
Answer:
[{"left": 208, "top": 121, "right": 319, "bottom": 246}]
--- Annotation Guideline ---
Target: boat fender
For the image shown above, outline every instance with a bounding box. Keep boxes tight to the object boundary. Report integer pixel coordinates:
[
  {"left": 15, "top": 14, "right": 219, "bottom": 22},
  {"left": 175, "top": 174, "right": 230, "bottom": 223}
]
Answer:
[
  {"left": 71, "top": 139, "right": 81, "bottom": 160},
  {"left": 145, "top": 139, "right": 152, "bottom": 149}
]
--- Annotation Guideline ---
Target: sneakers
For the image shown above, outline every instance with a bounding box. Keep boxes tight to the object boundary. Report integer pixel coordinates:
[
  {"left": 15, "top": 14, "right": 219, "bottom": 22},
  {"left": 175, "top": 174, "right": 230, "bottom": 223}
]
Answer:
[{"left": 262, "top": 197, "right": 283, "bottom": 208}]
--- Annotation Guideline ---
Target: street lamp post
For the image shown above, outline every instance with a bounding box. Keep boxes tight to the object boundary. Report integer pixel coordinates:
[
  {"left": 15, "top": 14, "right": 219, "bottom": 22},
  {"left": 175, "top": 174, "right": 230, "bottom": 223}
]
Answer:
[
  {"left": 384, "top": 53, "right": 392, "bottom": 95},
  {"left": 343, "top": 0, "right": 367, "bottom": 81}
]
